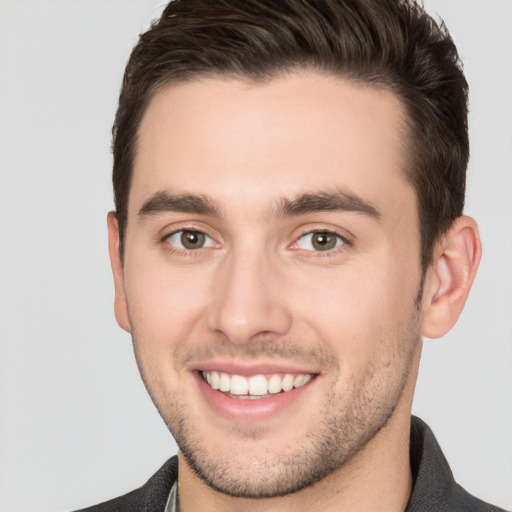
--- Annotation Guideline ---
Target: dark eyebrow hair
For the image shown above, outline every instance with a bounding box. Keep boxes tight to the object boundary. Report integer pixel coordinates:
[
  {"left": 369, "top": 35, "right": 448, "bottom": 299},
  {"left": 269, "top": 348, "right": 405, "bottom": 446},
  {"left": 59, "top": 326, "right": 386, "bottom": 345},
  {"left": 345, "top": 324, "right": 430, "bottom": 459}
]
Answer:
[
  {"left": 138, "top": 189, "right": 380, "bottom": 222},
  {"left": 276, "top": 190, "right": 381, "bottom": 219},
  {"left": 138, "top": 191, "right": 222, "bottom": 220}
]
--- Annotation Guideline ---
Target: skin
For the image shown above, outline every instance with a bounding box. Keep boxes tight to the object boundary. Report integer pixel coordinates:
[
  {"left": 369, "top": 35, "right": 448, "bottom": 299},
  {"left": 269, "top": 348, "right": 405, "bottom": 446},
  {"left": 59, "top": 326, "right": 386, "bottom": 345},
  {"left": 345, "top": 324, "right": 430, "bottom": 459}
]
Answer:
[{"left": 108, "top": 72, "right": 481, "bottom": 512}]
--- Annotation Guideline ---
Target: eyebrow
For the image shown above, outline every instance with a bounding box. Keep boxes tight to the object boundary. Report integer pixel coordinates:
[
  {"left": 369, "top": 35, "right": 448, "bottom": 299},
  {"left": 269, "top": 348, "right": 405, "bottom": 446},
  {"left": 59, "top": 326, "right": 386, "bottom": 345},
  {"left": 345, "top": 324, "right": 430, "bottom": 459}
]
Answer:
[
  {"left": 276, "top": 190, "right": 381, "bottom": 220},
  {"left": 138, "top": 191, "right": 223, "bottom": 220},
  {"left": 137, "top": 188, "right": 381, "bottom": 221}
]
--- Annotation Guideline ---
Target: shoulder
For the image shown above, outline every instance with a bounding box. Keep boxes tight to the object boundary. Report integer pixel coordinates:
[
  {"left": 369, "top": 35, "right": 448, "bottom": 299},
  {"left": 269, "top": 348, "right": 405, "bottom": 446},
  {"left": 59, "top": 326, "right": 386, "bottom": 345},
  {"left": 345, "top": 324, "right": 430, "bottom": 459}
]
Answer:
[
  {"left": 407, "top": 417, "right": 507, "bottom": 512},
  {"left": 73, "top": 456, "right": 178, "bottom": 512}
]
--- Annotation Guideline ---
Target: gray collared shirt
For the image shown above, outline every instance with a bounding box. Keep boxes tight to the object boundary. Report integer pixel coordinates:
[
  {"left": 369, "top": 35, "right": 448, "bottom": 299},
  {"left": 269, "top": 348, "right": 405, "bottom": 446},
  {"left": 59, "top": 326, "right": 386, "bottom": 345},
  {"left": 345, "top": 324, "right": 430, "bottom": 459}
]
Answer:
[{"left": 164, "top": 481, "right": 178, "bottom": 512}]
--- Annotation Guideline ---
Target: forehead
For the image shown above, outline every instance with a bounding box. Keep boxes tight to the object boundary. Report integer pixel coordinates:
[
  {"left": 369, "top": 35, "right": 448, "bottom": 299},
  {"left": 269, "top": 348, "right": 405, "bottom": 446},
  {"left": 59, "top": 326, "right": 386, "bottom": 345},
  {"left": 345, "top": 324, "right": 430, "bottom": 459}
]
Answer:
[{"left": 131, "top": 72, "right": 412, "bottom": 219}]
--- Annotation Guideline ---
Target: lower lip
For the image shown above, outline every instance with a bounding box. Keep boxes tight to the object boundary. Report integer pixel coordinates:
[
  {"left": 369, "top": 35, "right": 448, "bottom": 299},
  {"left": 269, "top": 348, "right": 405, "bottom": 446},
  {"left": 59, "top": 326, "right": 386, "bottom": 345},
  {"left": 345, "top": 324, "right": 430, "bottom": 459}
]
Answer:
[{"left": 194, "top": 372, "right": 315, "bottom": 423}]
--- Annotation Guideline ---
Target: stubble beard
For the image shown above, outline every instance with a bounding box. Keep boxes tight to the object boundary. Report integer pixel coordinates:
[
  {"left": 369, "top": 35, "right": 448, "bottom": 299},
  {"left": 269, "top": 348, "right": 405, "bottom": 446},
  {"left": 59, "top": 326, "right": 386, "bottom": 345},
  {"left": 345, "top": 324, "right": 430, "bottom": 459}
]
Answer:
[{"left": 132, "top": 310, "right": 422, "bottom": 499}]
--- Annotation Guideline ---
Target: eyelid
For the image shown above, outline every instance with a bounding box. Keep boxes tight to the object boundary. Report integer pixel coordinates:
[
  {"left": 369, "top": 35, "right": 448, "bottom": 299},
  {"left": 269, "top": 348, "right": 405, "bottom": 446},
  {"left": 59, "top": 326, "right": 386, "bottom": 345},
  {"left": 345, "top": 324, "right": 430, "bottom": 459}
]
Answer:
[
  {"left": 159, "top": 221, "right": 218, "bottom": 241},
  {"left": 159, "top": 223, "right": 221, "bottom": 254},
  {"left": 289, "top": 226, "right": 352, "bottom": 253},
  {"left": 297, "top": 232, "right": 344, "bottom": 249},
  {"left": 166, "top": 230, "right": 215, "bottom": 249}
]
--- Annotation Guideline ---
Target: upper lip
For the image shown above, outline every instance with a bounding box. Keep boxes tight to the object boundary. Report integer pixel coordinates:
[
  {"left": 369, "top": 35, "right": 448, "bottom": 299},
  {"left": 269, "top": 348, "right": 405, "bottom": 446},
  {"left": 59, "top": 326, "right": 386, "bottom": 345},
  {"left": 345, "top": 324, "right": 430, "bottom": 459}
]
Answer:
[{"left": 190, "top": 360, "right": 320, "bottom": 376}]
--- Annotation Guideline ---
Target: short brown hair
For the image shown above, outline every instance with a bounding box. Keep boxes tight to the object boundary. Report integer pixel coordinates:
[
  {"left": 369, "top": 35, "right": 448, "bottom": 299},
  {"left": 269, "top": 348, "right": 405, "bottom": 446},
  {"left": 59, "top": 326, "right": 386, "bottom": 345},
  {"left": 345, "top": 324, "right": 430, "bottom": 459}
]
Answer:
[{"left": 113, "top": 0, "right": 468, "bottom": 270}]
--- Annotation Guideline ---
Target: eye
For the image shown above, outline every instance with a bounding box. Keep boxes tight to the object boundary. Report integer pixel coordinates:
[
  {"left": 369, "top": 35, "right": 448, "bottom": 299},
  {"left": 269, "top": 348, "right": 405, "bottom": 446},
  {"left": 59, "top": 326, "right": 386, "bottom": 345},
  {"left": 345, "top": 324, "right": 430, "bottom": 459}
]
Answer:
[
  {"left": 295, "top": 231, "right": 345, "bottom": 252},
  {"left": 165, "top": 230, "right": 215, "bottom": 251}
]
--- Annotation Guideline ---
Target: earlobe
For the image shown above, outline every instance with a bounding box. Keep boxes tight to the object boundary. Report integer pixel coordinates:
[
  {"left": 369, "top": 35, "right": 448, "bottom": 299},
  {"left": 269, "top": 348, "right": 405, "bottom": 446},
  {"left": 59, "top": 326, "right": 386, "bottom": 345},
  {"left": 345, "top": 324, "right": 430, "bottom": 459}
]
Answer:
[
  {"left": 421, "top": 215, "right": 482, "bottom": 339},
  {"left": 107, "top": 212, "right": 132, "bottom": 333}
]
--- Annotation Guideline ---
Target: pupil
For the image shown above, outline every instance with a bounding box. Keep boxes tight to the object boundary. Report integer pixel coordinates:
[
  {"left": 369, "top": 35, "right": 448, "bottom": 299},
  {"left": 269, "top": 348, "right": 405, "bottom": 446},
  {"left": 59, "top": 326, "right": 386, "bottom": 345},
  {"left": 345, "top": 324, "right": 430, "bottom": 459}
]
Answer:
[
  {"left": 313, "top": 232, "right": 336, "bottom": 250},
  {"left": 181, "top": 231, "right": 204, "bottom": 249}
]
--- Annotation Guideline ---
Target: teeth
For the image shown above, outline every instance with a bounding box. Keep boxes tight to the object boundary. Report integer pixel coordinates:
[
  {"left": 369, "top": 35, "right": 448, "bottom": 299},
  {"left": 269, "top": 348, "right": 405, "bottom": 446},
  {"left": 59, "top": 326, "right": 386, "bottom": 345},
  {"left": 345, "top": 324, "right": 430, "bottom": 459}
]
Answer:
[
  {"left": 294, "top": 374, "right": 312, "bottom": 387},
  {"left": 202, "top": 371, "right": 313, "bottom": 396},
  {"left": 219, "top": 372, "right": 231, "bottom": 392},
  {"left": 267, "top": 374, "right": 282, "bottom": 394},
  {"left": 282, "top": 374, "right": 294, "bottom": 392},
  {"left": 248, "top": 375, "right": 268, "bottom": 396},
  {"left": 210, "top": 371, "right": 219, "bottom": 390},
  {"left": 294, "top": 374, "right": 305, "bottom": 387},
  {"left": 230, "top": 375, "right": 248, "bottom": 395}
]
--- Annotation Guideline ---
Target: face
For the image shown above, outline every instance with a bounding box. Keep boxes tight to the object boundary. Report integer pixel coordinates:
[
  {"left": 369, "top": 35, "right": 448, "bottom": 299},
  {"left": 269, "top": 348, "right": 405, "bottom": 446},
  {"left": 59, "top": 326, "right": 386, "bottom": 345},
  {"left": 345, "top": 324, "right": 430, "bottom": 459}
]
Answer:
[{"left": 112, "top": 72, "right": 425, "bottom": 498}]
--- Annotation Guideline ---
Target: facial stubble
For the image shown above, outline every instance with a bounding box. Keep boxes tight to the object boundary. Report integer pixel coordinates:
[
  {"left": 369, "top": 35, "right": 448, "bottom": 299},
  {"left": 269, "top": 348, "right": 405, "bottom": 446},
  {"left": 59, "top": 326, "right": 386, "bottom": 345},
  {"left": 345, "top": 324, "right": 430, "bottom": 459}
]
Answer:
[{"left": 131, "top": 301, "right": 422, "bottom": 499}]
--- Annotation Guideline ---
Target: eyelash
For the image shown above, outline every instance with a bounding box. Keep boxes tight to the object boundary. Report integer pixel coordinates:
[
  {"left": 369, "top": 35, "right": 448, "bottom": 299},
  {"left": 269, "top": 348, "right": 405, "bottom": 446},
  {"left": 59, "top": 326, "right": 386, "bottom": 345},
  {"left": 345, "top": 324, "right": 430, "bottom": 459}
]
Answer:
[
  {"left": 160, "top": 227, "right": 350, "bottom": 257},
  {"left": 291, "top": 229, "right": 350, "bottom": 257},
  {"left": 161, "top": 228, "right": 217, "bottom": 257}
]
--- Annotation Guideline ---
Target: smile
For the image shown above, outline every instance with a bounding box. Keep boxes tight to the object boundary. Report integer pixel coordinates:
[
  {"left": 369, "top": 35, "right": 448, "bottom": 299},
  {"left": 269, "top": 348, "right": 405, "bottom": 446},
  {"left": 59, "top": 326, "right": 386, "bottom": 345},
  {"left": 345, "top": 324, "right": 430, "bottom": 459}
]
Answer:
[{"left": 201, "top": 370, "right": 313, "bottom": 398}]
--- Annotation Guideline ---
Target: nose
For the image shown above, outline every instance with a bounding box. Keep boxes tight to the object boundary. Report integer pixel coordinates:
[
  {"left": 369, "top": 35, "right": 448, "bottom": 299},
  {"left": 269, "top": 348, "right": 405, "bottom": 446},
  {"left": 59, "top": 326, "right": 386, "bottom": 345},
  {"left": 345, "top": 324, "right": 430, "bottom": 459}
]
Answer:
[{"left": 206, "top": 248, "right": 292, "bottom": 345}]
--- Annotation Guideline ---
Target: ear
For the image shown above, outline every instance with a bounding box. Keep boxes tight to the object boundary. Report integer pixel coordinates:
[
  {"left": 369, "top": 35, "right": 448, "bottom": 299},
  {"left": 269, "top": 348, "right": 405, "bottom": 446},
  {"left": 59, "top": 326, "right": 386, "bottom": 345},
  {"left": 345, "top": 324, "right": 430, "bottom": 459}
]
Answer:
[
  {"left": 107, "top": 212, "right": 132, "bottom": 333},
  {"left": 421, "top": 215, "right": 482, "bottom": 339}
]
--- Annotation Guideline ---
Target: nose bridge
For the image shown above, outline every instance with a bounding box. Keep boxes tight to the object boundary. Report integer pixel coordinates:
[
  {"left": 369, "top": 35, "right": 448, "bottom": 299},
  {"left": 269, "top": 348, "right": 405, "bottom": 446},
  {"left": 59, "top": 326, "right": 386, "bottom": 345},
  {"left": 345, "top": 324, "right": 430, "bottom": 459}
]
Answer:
[{"left": 207, "top": 241, "right": 291, "bottom": 344}]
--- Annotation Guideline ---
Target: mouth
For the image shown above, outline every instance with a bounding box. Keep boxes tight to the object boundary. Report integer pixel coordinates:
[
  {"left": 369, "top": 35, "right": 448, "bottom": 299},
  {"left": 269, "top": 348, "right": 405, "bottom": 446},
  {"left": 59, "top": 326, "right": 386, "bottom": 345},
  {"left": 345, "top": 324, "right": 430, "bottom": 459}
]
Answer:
[
  {"left": 192, "top": 362, "right": 321, "bottom": 426},
  {"left": 201, "top": 370, "right": 313, "bottom": 399},
  {"left": 193, "top": 363, "right": 319, "bottom": 423}
]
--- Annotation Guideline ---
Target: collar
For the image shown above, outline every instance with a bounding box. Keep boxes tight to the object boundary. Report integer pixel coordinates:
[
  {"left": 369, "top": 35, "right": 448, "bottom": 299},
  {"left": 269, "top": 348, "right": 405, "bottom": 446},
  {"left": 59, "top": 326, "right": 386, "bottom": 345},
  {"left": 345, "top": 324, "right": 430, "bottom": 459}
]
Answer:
[{"left": 164, "top": 480, "right": 178, "bottom": 512}]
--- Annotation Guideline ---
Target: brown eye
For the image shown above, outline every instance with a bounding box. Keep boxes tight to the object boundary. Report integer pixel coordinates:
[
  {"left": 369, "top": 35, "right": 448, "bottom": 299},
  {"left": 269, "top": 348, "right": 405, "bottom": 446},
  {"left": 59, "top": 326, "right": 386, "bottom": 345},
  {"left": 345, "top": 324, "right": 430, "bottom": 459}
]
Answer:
[
  {"left": 181, "top": 231, "right": 205, "bottom": 249},
  {"left": 311, "top": 232, "right": 337, "bottom": 250},
  {"left": 166, "top": 230, "right": 214, "bottom": 251},
  {"left": 296, "top": 231, "right": 344, "bottom": 252}
]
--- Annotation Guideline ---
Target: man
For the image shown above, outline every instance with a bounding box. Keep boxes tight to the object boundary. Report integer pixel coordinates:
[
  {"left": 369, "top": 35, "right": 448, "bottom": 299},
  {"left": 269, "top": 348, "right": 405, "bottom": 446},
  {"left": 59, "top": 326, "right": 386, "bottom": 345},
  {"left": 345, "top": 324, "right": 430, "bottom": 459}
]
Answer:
[{"left": 78, "top": 0, "right": 505, "bottom": 510}]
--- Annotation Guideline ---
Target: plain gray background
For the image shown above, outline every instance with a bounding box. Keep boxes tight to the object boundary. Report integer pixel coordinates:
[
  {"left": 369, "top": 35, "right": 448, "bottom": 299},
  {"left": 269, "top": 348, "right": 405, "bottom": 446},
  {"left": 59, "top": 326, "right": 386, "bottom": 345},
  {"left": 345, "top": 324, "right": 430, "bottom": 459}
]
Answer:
[{"left": 0, "top": 1, "right": 511, "bottom": 510}]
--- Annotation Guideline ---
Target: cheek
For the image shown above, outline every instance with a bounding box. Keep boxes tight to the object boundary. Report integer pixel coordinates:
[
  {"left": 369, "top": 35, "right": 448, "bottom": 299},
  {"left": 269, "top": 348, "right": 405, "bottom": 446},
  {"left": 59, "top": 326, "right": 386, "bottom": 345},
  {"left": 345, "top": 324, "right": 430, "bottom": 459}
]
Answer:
[
  {"left": 289, "top": 260, "right": 419, "bottom": 364},
  {"left": 125, "top": 264, "right": 211, "bottom": 400},
  {"left": 124, "top": 254, "right": 213, "bottom": 349}
]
